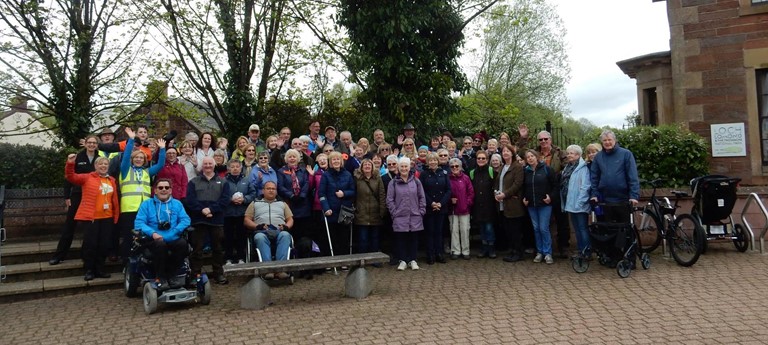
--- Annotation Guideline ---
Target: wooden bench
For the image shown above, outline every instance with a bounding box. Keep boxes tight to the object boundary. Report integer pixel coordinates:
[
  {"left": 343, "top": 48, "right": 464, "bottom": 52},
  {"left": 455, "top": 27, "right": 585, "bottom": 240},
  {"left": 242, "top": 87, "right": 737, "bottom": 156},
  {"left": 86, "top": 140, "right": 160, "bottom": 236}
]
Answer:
[{"left": 223, "top": 252, "right": 390, "bottom": 309}]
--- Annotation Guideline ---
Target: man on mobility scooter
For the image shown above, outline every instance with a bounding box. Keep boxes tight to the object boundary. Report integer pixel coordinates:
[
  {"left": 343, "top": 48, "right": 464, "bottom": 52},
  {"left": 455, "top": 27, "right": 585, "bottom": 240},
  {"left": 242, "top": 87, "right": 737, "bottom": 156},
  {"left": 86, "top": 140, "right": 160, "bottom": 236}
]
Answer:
[
  {"left": 127, "top": 178, "right": 211, "bottom": 314},
  {"left": 244, "top": 181, "right": 294, "bottom": 280}
]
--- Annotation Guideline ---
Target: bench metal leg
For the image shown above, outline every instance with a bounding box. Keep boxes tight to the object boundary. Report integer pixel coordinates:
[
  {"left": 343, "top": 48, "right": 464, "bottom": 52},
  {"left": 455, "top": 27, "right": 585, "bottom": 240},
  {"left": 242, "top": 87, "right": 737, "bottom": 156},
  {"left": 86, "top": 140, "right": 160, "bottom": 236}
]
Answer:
[
  {"left": 345, "top": 267, "right": 372, "bottom": 299},
  {"left": 241, "top": 277, "right": 271, "bottom": 310}
]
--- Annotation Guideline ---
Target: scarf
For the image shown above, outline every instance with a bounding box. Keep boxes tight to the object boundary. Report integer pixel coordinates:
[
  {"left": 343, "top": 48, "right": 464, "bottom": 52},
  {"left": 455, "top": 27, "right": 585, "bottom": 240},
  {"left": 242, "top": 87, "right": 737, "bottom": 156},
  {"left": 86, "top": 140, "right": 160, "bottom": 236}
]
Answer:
[
  {"left": 560, "top": 162, "right": 577, "bottom": 203},
  {"left": 290, "top": 166, "right": 301, "bottom": 196}
]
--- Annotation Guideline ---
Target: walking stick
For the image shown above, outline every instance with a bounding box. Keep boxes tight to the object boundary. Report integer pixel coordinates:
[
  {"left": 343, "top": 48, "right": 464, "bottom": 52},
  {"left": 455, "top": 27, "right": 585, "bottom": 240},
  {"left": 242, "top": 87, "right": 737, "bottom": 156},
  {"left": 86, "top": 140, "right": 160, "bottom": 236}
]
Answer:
[
  {"left": 349, "top": 222, "right": 353, "bottom": 255},
  {"left": 323, "top": 215, "right": 338, "bottom": 276}
]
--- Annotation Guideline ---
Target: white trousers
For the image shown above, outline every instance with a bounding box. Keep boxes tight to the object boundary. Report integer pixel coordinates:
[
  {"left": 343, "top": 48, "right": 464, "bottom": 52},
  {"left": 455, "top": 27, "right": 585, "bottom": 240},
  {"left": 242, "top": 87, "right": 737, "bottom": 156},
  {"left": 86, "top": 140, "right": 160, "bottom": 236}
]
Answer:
[{"left": 449, "top": 214, "right": 470, "bottom": 256}]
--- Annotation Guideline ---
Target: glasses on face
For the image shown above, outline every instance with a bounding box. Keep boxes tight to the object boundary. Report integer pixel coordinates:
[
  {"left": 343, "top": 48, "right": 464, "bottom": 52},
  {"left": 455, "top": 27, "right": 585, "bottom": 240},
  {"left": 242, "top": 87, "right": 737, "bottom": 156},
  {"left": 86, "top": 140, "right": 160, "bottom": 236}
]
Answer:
[
  {"left": 258, "top": 156, "right": 269, "bottom": 160},
  {"left": 380, "top": 148, "right": 390, "bottom": 151},
  {"left": 324, "top": 149, "right": 333, "bottom": 153},
  {"left": 156, "top": 186, "right": 171, "bottom": 190},
  {"left": 477, "top": 157, "right": 487, "bottom": 160},
  {"left": 450, "top": 165, "right": 460, "bottom": 168},
  {"left": 86, "top": 141, "right": 98, "bottom": 145},
  {"left": 439, "top": 154, "right": 448, "bottom": 157},
  {"left": 463, "top": 142, "right": 471, "bottom": 146},
  {"left": 246, "top": 149, "right": 255, "bottom": 152},
  {"left": 473, "top": 139, "right": 481, "bottom": 142},
  {"left": 404, "top": 144, "right": 413, "bottom": 147},
  {"left": 538, "top": 138, "right": 550, "bottom": 142},
  {"left": 388, "top": 163, "right": 397, "bottom": 166}
]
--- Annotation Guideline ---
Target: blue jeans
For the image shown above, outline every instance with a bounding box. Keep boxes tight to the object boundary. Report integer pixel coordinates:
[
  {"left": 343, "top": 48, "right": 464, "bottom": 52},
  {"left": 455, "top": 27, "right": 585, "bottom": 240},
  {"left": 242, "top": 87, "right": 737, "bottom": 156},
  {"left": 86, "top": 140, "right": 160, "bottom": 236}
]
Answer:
[
  {"left": 569, "top": 212, "right": 590, "bottom": 255},
  {"left": 528, "top": 206, "right": 553, "bottom": 255},
  {"left": 357, "top": 225, "right": 380, "bottom": 253},
  {"left": 479, "top": 222, "right": 495, "bottom": 245},
  {"left": 254, "top": 231, "right": 291, "bottom": 261}
]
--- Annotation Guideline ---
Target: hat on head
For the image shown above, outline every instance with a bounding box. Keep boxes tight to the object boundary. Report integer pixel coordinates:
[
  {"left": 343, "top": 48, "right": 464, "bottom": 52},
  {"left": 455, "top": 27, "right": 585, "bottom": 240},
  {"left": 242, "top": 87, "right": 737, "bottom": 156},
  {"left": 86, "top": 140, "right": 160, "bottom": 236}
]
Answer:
[
  {"left": 249, "top": 124, "right": 260, "bottom": 132},
  {"left": 418, "top": 145, "right": 428, "bottom": 152},
  {"left": 473, "top": 133, "right": 484, "bottom": 141},
  {"left": 325, "top": 126, "right": 336, "bottom": 132},
  {"left": 98, "top": 127, "right": 115, "bottom": 137},
  {"left": 403, "top": 123, "right": 415, "bottom": 130}
]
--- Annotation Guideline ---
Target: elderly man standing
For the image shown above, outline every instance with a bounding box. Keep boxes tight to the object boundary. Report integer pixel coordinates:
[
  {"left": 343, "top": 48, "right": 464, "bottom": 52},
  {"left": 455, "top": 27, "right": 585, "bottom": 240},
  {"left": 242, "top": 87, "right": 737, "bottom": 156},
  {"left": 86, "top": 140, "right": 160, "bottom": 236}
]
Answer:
[
  {"left": 247, "top": 124, "right": 265, "bottom": 152},
  {"left": 244, "top": 181, "right": 294, "bottom": 280},
  {"left": 185, "top": 156, "right": 231, "bottom": 284},
  {"left": 589, "top": 129, "right": 640, "bottom": 223}
]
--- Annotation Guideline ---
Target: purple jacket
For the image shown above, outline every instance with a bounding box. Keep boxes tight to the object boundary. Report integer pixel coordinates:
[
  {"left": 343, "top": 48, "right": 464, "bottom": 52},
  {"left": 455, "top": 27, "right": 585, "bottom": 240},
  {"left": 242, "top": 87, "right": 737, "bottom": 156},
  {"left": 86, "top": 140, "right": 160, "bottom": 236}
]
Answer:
[
  {"left": 449, "top": 172, "right": 475, "bottom": 215},
  {"left": 386, "top": 174, "right": 426, "bottom": 232}
]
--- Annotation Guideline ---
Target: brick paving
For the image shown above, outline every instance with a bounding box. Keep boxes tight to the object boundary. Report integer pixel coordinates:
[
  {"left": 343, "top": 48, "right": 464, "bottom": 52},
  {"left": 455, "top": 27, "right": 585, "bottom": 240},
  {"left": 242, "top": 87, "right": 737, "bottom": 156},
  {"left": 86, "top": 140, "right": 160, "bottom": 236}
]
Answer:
[{"left": 3, "top": 243, "right": 768, "bottom": 344}]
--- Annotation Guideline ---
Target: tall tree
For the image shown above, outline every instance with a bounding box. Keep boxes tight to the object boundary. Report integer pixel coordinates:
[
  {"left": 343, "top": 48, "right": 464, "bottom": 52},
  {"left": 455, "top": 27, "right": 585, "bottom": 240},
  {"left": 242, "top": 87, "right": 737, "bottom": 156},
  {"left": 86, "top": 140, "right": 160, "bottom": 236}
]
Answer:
[
  {"left": 337, "top": 0, "right": 472, "bottom": 137},
  {"left": 152, "top": 0, "right": 317, "bottom": 139},
  {"left": 0, "top": 0, "right": 151, "bottom": 147}
]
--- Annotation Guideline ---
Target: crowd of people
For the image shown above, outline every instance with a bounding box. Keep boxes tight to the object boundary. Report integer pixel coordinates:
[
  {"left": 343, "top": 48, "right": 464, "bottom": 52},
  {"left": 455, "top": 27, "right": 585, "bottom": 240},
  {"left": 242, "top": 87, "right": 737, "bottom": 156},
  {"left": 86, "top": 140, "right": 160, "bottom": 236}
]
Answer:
[{"left": 51, "top": 120, "right": 640, "bottom": 283}]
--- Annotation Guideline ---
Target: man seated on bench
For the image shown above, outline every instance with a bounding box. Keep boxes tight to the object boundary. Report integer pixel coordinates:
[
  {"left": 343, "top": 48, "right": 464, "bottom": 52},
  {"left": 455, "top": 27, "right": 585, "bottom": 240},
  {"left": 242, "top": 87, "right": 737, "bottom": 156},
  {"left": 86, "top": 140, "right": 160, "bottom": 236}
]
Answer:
[
  {"left": 244, "top": 181, "right": 294, "bottom": 280},
  {"left": 135, "top": 178, "right": 191, "bottom": 290}
]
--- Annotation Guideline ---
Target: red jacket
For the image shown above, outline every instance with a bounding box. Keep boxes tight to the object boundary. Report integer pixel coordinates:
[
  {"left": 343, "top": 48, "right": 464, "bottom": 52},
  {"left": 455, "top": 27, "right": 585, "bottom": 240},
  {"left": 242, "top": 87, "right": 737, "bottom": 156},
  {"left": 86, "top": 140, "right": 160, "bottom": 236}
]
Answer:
[
  {"left": 157, "top": 159, "right": 188, "bottom": 200},
  {"left": 65, "top": 162, "right": 120, "bottom": 223}
]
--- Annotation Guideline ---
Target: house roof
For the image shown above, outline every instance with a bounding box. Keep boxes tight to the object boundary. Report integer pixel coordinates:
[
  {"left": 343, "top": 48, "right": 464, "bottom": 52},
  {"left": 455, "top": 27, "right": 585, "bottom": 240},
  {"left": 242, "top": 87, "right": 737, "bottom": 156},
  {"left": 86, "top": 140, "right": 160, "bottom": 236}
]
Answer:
[{"left": 616, "top": 50, "right": 671, "bottom": 79}]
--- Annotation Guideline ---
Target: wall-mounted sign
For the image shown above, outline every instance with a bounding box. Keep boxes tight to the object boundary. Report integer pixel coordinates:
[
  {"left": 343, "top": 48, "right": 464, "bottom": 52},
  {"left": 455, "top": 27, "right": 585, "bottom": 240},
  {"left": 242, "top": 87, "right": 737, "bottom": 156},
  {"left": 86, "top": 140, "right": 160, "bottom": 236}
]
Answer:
[{"left": 711, "top": 123, "right": 746, "bottom": 157}]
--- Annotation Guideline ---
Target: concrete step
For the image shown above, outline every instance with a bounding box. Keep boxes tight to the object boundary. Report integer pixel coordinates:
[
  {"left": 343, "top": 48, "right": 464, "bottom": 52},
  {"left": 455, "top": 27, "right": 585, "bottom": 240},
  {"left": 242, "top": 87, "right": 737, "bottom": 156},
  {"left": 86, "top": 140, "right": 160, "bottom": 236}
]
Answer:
[
  {"left": 1, "top": 239, "right": 83, "bottom": 265},
  {"left": 1, "top": 259, "right": 124, "bottom": 283},
  {"left": 0, "top": 274, "right": 124, "bottom": 303}
]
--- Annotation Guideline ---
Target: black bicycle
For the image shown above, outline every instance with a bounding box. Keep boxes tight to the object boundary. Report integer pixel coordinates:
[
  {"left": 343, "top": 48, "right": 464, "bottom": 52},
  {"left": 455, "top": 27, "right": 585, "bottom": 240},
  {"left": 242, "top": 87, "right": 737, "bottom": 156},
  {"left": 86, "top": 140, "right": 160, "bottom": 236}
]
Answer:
[{"left": 633, "top": 179, "right": 705, "bottom": 267}]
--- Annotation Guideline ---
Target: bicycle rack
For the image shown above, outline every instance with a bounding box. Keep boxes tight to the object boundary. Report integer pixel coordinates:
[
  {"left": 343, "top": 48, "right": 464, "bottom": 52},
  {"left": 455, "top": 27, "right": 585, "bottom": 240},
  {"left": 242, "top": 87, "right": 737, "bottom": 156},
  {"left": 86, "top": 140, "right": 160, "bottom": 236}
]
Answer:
[{"left": 739, "top": 193, "right": 767, "bottom": 253}]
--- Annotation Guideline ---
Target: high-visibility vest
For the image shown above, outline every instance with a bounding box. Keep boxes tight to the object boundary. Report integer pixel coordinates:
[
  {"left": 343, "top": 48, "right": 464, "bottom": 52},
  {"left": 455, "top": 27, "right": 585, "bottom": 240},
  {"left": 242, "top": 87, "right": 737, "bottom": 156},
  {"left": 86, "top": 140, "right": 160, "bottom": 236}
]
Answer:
[{"left": 119, "top": 167, "right": 151, "bottom": 212}]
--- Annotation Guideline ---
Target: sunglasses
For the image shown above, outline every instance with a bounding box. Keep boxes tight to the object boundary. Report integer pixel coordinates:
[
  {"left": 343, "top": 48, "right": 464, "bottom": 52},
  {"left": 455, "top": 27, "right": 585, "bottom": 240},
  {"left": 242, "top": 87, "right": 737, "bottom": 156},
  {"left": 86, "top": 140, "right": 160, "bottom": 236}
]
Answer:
[
  {"left": 450, "top": 165, "right": 460, "bottom": 168},
  {"left": 380, "top": 148, "right": 390, "bottom": 151},
  {"left": 156, "top": 186, "right": 171, "bottom": 190},
  {"left": 85, "top": 141, "right": 98, "bottom": 144},
  {"left": 477, "top": 157, "right": 487, "bottom": 160},
  {"left": 538, "top": 138, "right": 550, "bottom": 142},
  {"left": 404, "top": 144, "right": 414, "bottom": 147},
  {"left": 439, "top": 154, "right": 448, "bottom": 157},
  {"left": 463, "top": 142, "right": 472, "bottom": 145},
  {"left": 246, "top": 149, "right": 256, "bottom": 152},
  {"left": 388, "top": 163, "right": 397, "bottom": 166},
  {"left": 258, "top": 156, "right": 269, "bottom": 160}
]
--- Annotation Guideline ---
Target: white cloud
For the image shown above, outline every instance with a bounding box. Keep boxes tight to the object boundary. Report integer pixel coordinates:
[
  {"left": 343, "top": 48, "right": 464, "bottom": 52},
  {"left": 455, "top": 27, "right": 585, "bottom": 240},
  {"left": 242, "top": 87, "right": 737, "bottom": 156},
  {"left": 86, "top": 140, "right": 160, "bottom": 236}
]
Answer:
[{"left": 551, "top": 0, "right": 670, "bottom": 127}]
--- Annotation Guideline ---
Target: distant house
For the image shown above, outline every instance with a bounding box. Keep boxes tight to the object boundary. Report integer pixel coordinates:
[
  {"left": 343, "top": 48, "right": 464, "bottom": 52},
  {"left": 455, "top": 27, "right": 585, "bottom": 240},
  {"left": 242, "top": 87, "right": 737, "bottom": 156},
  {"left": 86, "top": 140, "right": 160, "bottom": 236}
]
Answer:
[
  {"left": 618, "top": 0, "right": 768, "bottom": 184},
  {"left": 0, "top": 96, "right": 56, "bottom": 147}
]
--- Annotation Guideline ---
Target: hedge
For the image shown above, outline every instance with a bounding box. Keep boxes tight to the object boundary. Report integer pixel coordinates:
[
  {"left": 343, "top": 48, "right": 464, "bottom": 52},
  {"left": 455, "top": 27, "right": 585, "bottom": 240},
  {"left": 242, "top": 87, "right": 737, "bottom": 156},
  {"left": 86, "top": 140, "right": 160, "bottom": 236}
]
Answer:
[{"left": 0, "top": 143, "right": 74, "bottom": 189}]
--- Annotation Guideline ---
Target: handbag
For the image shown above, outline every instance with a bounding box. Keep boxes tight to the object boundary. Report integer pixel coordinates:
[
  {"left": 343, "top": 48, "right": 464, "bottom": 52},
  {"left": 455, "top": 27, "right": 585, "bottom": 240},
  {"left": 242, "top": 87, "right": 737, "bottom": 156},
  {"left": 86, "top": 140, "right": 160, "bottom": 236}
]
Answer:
[{"left": 338, "top": 204, "right": 356, "bottom": 226}]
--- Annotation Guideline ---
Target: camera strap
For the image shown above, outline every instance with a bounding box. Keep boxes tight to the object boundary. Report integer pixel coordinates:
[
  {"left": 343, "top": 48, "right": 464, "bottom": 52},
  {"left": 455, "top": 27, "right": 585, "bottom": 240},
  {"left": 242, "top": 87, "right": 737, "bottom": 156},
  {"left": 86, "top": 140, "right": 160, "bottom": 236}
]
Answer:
[{"left": 154, "top": 199, "right": 171, "bottom": 226}]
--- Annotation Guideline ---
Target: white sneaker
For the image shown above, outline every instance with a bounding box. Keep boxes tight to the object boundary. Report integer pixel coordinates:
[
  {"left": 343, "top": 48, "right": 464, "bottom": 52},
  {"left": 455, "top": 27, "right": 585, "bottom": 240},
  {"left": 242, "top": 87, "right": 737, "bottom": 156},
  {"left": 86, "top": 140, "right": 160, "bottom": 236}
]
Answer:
[
  {"left": 544, "top": 254, "right": 554, "bottom": 264},
  {"left": 409, "top": 260, "right": 420, "bottom": 270},
  {"left": 397, "top": 261, "right": 407, "bottom": 271},
  {"left": 237, "top": 259, "right": 245, "bottom": 264},
  {"left": 224, "top": 260, "right": 233, "bottom": 266},
  {"left": 533, "top": 253, "right": 543, "bottom": 263}
]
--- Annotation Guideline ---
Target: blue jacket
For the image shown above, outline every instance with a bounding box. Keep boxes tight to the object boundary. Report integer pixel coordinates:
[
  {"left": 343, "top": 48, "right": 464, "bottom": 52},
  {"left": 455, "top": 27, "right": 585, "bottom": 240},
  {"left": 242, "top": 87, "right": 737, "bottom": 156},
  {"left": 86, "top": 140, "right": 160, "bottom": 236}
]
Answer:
[
  {"left": 319, "top": 168, "right": 356, "bottom": 223},
  {"left": 277, "top": 166, "right": 311, "bottom": 218},
  {"left": 249, "top": 165, "right": 277, "bottom": 198},
  {"left": 224, "top": 173, "right": 257, "bottom": 217},
  {"left": 589, "top": 143, "right": 640, "bottom": 202},
  {"left": 419, "top": 167, "right": 452, "bottom": 215},
  {"left": 561, "top": 158, "right": 591, "bottom": 214},
  {"left": 135, "top": 196, "right": 190, "bottom": 242}
]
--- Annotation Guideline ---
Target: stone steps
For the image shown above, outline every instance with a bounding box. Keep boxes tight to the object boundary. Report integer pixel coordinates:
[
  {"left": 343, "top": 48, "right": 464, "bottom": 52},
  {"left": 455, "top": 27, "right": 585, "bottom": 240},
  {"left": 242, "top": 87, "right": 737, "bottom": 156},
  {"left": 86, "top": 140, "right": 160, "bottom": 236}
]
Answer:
[{"left": 0, "top": 237, "right": 213, "bottom": 303}]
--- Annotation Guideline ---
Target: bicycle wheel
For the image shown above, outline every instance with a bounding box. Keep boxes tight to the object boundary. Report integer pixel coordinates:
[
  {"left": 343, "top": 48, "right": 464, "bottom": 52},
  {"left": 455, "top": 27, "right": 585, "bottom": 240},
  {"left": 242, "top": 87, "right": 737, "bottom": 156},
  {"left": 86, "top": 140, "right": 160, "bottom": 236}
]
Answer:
[
  {"left": 669, "top": 214, "right": 705, "bottom": 267},
  {"left": 635, "top": 208, "right": 662, "bottom": 253}
]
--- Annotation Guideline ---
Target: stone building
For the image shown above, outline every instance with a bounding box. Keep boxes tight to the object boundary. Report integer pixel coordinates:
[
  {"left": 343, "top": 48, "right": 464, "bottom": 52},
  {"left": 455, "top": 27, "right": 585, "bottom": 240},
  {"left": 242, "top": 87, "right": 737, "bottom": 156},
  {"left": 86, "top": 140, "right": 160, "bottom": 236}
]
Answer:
[{"left": 617, "top": 0, "right": 768, "bottom": 184}]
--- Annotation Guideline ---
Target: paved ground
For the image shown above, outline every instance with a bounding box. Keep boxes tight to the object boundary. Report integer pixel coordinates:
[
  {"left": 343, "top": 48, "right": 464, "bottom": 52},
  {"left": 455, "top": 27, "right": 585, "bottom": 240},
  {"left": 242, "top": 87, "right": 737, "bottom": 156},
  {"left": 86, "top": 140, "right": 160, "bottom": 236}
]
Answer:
[{"left": 3, "top": 242, "right": 768, "bottom": 345}]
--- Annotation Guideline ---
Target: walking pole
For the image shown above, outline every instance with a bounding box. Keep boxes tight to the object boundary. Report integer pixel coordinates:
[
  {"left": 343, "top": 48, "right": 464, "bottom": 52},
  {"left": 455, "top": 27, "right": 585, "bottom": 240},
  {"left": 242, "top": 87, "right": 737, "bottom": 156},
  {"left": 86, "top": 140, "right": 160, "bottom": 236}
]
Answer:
[
  {"left": 323, "top": 215, "right": 338, "bottom": 275},
  {"left": 349, "top": 222, "right": 353, "bottom": 255}
]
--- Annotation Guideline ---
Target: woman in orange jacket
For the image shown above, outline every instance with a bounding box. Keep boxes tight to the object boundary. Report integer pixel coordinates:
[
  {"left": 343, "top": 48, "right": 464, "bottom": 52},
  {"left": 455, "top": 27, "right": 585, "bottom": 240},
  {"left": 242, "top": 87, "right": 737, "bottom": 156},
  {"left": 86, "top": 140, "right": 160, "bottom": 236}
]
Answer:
[{"left": 65, "top": 153, "right": 120, "bottom": 281}]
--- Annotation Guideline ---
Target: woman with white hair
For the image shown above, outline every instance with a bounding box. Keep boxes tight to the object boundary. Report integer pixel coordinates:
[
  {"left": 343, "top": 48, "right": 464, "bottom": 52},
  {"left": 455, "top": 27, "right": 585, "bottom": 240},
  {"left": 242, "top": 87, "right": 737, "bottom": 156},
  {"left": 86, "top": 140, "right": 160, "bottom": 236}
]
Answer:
[
  {"left": 448, "top": 157, "right": 474, "bottom": 259},
  {"left": 386, "top": 156, "right": 426, "bottom": 271},
  {"left": 561, "top": 144, "right": 592, "bottom": 258}
]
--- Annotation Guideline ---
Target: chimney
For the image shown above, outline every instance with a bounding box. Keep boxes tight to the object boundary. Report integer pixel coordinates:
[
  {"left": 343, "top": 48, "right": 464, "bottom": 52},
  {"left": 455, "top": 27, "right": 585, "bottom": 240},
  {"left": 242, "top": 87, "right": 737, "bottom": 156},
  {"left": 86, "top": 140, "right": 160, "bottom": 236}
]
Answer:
[{"left": 9, "top": 94, "right": 29, "bottom": 112}]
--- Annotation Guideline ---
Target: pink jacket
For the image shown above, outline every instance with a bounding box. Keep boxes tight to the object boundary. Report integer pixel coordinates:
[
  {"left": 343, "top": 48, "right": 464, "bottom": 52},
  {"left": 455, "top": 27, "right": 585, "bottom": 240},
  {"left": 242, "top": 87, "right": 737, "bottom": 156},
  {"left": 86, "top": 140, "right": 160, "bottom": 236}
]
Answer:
[
  {"left": 310, "top": 168, "right": 326, "bottom": 211},
  {"left": 449, "top": 172, "right": 475, "bottom": 215}
]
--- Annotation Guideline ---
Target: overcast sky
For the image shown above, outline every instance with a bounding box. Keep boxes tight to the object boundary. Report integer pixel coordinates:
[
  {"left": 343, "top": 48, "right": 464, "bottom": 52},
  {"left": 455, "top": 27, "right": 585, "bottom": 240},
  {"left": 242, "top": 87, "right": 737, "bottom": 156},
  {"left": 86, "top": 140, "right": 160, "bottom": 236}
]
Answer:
[{"left": 550, "top": 0, "right": 670, "bottom": 127}]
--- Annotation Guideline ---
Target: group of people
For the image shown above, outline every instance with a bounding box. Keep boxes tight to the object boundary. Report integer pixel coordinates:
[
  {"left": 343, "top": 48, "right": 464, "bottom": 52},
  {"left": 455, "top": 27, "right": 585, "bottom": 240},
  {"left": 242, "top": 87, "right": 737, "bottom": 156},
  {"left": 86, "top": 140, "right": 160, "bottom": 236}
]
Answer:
[{"left": 51, "top": 119, "right": 640, "bottom": 284}]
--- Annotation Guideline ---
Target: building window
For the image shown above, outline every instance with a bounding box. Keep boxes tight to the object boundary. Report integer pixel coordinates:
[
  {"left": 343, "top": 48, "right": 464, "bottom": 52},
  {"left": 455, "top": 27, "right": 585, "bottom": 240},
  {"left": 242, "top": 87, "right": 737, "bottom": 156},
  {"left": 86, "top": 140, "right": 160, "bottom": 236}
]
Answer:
[
  {"left": 758, "top": 69, "right": 768, "bottom": 165},
  {"left": 643, "top": 88, "right": 658, "bottom": 126},
  {"left": 742, "top": 0, "right": 768, "bottom": 15}
]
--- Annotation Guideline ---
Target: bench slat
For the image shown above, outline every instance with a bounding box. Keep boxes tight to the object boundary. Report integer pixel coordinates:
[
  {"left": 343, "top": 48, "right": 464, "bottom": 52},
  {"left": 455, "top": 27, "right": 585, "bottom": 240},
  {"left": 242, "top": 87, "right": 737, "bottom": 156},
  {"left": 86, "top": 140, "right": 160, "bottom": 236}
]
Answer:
[{"left": 223, "top": 252, "right": 390, "bottom": 276}]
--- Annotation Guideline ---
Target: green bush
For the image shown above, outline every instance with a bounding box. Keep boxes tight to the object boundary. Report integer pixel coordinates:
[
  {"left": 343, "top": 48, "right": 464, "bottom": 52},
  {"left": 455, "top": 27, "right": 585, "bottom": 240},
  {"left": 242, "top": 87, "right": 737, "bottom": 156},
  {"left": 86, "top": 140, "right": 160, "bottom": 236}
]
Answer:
[
  {"left": 0, "top": 143, "right": 74, "bottom": 189},
  {"left": 609, "top": 125, "right": 709, "bottom": 188}
]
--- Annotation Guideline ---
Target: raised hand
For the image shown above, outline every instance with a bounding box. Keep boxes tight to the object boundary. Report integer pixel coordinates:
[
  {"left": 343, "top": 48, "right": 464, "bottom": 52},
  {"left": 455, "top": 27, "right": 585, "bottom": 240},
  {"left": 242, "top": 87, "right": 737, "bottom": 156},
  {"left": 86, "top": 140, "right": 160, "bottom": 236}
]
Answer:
[
  {"left": 67, "top": 153, "right": 76, "bottom": 163},
  {"left": 125, "top": 127, "right": 135, "bottom": 139},
  {"left": 156, "top": 138, "right": 166, "bottom": 148}
]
